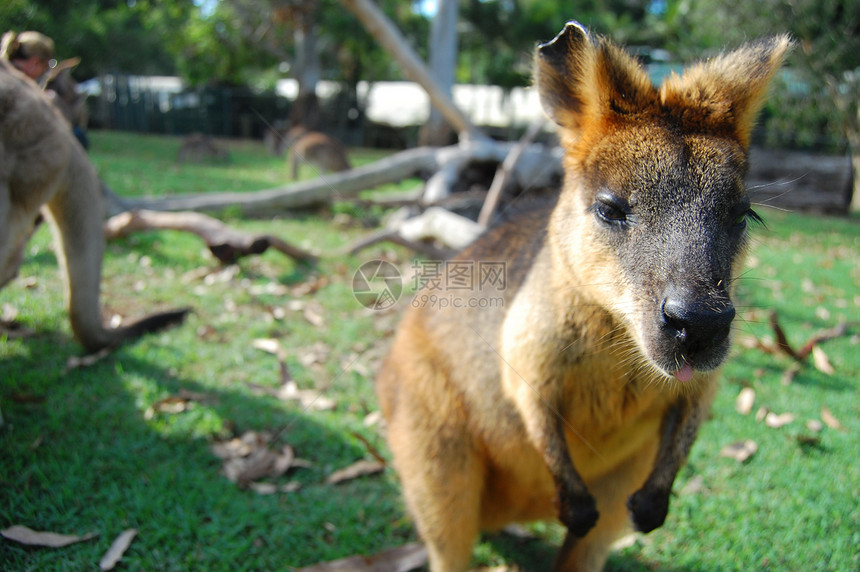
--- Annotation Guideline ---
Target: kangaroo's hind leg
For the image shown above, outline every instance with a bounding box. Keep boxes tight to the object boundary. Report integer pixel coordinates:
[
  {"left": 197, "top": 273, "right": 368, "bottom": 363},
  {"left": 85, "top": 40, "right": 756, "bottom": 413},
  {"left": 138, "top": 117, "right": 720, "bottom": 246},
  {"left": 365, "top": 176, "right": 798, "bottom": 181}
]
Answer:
[{"left": 383, "top": 376, "right": 485, "bottom": 570}]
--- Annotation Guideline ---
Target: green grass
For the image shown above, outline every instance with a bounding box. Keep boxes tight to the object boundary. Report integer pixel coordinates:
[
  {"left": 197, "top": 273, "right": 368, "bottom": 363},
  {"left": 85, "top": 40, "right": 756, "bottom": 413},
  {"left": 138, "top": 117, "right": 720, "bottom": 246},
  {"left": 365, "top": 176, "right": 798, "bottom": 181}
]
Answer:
[{"left": 1, "top": 131, "right": 858, "bottom": 571}]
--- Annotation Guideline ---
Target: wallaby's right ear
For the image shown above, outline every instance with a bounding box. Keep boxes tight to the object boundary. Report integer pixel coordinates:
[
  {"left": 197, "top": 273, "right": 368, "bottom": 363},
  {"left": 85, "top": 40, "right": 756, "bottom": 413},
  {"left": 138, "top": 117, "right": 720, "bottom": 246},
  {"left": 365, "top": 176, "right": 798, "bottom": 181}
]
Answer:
[{"left": 534, "top": 21, "right": 656, "bottom": 135}]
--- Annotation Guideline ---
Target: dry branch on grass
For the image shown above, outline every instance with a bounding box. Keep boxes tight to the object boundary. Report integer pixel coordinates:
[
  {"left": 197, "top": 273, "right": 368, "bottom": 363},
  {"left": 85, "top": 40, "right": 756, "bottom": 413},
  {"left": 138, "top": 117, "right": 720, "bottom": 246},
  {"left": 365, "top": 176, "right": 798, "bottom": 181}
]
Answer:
[
  {"left": 104, "top": 209, "right": 318, "bottom": 264},
  {"left": 747, "top": 311, "right": 855, "bottom": 378}
]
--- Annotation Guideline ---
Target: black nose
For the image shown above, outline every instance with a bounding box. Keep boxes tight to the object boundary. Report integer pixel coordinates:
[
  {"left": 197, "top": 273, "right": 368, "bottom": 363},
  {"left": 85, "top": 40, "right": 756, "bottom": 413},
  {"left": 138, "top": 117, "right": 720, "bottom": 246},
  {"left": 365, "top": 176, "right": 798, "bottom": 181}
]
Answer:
[{"left": 661, "top": 293, "right": 735, "bottom": 353}]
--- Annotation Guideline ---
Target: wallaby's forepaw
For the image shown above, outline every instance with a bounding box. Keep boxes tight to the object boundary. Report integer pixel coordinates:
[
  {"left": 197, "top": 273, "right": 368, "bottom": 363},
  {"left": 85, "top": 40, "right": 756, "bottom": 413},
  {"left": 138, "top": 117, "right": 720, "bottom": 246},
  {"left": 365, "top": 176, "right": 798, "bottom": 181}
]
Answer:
[
  {"left": 627, "top": 488, "right": 670, "bottom": 533},
  {"left": 556, "top": 491, "right": 599, "bottom": 537}
]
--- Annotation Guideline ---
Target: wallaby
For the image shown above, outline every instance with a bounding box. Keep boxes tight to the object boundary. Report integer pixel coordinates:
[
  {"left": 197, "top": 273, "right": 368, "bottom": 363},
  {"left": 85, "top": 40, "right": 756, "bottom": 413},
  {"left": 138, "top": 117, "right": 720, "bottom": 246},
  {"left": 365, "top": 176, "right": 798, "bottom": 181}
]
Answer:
[
  {"left": 279, "top": 126, "right": 351, "bottom": 180},
  {"left": 177, "top": 132, "right": 229, "bottom": 164},
  {"left": 376, "top": 22, "right": 790, "bottom": 572},
  {"left": 0, "top": 58, "right": 188, "bottom": 352}
]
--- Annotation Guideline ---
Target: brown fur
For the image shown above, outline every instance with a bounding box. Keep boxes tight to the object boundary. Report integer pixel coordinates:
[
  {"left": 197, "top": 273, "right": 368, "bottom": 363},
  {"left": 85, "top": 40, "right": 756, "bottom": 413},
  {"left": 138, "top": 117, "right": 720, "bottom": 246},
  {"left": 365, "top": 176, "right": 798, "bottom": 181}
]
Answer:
[
  {"left": 277, "top": 126, "right": 351, "bottom": 180},
  {"left": 0, "top": 58, "right": 188, "bottom": 352},
  {"left": 377, "top": 22, "right": 790, "bottom": 572},
  {"left": 177, "top": 132, "right": 229, "bottom": 164}
]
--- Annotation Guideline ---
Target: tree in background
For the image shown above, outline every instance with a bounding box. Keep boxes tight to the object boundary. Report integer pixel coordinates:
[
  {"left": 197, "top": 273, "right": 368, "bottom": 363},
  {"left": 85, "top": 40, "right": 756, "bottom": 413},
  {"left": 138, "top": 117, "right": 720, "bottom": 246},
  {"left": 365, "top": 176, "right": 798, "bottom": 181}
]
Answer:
[
  {"left": 0, "top": 0, "right": 184, "bottom": 79},
  {"left": 419, "top": 0, "right": 458, "bottom": 146}
]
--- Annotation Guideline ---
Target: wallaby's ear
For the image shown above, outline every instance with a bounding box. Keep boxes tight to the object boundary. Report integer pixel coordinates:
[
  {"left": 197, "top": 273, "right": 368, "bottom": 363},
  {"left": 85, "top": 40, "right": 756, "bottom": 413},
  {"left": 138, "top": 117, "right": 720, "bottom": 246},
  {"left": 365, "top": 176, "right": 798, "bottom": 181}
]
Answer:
[
  {"left": 534, "top": 21, "right": 656, "bottom": 135},
  {"left": 660, "top": 36, "right": 792, "bottom": 149}
]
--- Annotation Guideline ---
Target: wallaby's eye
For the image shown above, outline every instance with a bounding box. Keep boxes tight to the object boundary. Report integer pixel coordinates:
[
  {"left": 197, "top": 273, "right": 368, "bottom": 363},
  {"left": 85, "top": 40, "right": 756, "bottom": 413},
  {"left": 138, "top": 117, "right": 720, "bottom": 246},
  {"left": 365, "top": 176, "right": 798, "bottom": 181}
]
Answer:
[
  {"left": 592, "top": 194, "right": 630, "bottom": 226},
  {"left": 732, "top": 208, "right": 764, "bottom": 230}
]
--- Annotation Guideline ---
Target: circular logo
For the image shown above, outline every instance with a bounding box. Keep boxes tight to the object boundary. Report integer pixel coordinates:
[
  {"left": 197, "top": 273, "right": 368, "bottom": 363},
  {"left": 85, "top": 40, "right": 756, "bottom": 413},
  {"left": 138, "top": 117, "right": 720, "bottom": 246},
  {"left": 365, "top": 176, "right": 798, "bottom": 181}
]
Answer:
[{"left": 352, "top": 260, "right": 402, "bottom": 310}]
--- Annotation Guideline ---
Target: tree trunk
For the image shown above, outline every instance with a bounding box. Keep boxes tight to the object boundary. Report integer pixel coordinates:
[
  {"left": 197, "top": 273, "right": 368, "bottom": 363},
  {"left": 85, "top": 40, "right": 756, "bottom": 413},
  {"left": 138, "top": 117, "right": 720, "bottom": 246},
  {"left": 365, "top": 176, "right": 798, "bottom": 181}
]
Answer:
[
  {"left": 290, "top": 2, "right": 321, "bottom": 129},
  {"left": 419, "top": 0, "right": 458, "bottom": 147},
  {"left": 340, "top": 0, "right": 486, "bottom": 142}
]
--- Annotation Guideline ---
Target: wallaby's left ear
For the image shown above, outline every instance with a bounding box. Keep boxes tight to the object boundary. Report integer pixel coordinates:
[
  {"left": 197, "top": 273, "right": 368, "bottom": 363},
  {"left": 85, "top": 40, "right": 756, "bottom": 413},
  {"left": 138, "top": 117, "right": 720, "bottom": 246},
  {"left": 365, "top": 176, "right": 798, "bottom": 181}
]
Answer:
[
  {"left": 534, "top": 21, "right": 657, "bottom": 137},
  {"left": 660, "top": 35, "right": 793, "bottom": 149}
]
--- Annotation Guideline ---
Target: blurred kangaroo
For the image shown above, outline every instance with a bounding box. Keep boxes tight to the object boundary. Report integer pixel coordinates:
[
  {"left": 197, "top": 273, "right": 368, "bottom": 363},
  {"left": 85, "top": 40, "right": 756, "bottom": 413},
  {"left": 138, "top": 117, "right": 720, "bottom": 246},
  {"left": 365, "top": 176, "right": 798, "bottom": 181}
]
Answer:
[
  {"left": 271, "top": 125, "right": 351, "bottom": 180},
  {"left": 0, "top": 58, "right": 188, "bottom": 352},
  {"left": 376, "top": 21, "right": 790, "bottom": 572}
]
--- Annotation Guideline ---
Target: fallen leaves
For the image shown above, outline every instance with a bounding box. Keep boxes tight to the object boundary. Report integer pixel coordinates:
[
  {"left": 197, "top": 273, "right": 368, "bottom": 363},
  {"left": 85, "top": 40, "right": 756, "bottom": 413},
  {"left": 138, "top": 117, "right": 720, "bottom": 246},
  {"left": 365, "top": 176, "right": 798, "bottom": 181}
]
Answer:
[
  {"left": 744, "top": 312, "right": 854, "bottom": 379},
  {"left": 64, "top": 347, "right": 112, "bottom": 372},
  {"left": 99, "top": 529, "right": 137, "bottom": 571},
  {"left": 2, "top": 525, "right": 137, "bottom": 570},
  {"left": 326, "top": 459, "right": 385, "bottom": 485},
  {"left": 720, "top": 440, "right": 758, "bottom": 463},
  {"left": 735, "top": 387, "right": 755, "bottom": 415},
  {"left": 251, "top": 338, "right": 337, "bottom": 411},
  {"left": 0, "top": 302, "right": 35, "bottom": 339},
  {"left": 294, "top": 542, "right": 427, "bottom": 572},
  {"left": 144, "top": 390, "right": 212, "bottom": 420},
  {"left": 810, "top": 345, "right": 835, "bottom": 375},
  {"left": 764, "top": 412, "right": 795, "bottom": 429},
  {"left": 1, "top": 525, "right": 97, "bottom": 548},
  {"left": 211, "top": 430, "right": 309, "bottom": 490},
  {"left": 725, "top": 388, "right": 847, "bottom": 468},
  {"left": 821, "top": 406, "right": 843, "bottom": 430}
]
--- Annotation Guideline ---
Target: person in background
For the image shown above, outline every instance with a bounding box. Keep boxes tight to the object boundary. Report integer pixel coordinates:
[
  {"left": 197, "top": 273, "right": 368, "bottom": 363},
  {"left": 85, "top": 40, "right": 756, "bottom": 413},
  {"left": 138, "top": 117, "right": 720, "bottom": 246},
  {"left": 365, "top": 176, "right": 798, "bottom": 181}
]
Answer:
[
  {"left": 1, "top": 30, "right": 89, "bottom": 149},
  {"left": 1, "top": 30, "right": 54, "bottom": 83}
]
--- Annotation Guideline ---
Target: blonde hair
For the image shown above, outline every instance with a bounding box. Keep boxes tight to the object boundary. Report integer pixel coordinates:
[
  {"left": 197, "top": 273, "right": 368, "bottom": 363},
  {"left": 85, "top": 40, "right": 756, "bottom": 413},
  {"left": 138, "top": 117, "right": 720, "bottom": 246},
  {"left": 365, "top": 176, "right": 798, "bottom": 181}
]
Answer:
[{"left": 2, "top": 30, "right": 55, "bottom": 62}]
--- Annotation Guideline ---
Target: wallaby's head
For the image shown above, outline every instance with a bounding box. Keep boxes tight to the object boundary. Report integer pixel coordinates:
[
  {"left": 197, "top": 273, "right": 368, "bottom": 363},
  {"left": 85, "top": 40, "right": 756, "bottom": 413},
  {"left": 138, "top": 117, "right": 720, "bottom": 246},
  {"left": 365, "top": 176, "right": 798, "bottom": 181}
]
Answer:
[{"left": 535, "top": 22, "right": 790, "bottom": 382}]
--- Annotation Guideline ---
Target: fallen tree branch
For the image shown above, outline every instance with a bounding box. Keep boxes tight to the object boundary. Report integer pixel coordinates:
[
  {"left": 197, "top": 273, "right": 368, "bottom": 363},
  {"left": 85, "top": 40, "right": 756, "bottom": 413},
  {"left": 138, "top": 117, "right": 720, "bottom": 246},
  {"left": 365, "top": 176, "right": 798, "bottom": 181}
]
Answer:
[
  {"left": 477, "top": 117, "right": 545, "bottom": 226},
  {"left": 120, "top": 141, "right": 561, "bottom": 216},
  {"left": 398, "top": 207, "right": 484, "bottom": 251},
  {"left": 123, "top": 146, "right": 441, "bottom": 215},
  {"left": 345, "top": 228, "right": 454, "bottom": 260},
  {"left": 104, "top": 210, "right": 318, "bottom": 264}
]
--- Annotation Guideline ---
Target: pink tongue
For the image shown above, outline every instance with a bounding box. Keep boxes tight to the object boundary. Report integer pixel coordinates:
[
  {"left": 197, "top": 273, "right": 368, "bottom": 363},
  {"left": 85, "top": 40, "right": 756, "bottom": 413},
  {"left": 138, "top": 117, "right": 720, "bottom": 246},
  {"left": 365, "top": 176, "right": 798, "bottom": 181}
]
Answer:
[{"left": 673, "top": 362, "right": 694, "bottom": 382}]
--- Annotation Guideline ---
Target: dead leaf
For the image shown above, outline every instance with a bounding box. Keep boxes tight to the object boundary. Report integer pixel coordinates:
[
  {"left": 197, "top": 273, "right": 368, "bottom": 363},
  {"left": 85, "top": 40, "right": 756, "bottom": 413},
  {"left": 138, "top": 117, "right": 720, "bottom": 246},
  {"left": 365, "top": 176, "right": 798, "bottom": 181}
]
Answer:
[
  {"left": 501, "top": 524, "right": 535, "bottom": 539},
  {"left": 211, "top": 430, "right": 270, "bottom": 459},
  {"left": 612, "top": 533, "right": 640, "bottom": 550},
  {"left": 2, "top": 302, "right": 18, "bottom": 321},
  {"left": 764, "top": 412, "right": 795, "bottom": 428},
  {"left": 811, "top": 345, "right": 835, "bottom": 375},
  {"left": 327, "top": 459, "right": 385, "bottom": 485},
  {"left": 303, "top": 301, "right": 326, "bottom": 327},
  {"left": 278, "top": 381, "right": 337, "bottom": 411},
  {"left": 248, "top": 481, "right": 302, "bottom": 495},
  {"left": 821, "top": 406, "right": 843, "bottom": 430},
  {"left": 252, "top": 338, "right": 294, "bottom": 386},
  {"left": 805, "top": 419, "right": 823, "bottom": 432},
  {"left": 680, "top": 474, "right": 706, "bottom": 495},
  {"left": 735, "top": 387, "right": 755, "bottom": 415},
  {"left": 144, "top": 391, "right": 211, "bottom": 420},
  {"left": 64, "top": 347, "right": 111, "bottom": 372},
  {"left": 248, "top": 282, "right": 289, "bottom": 297},
  {"left": 720, "top": 440, "right": 758, "bottom": 463},
  {"left": 294, "top": 541, "right": 427, "bottom": 572},
  {"left": 253, "top": 338, "right": 287, "bottom": 361},
  {"left": 212, "top": 432, "right": 301, "bottom": 488},
  {"left": 781, "top": 363, "right": 801, "bottom": 386},
  {"left": 291, "top": 275, "right": 330, "bottom": 297},
  {"left": 363, "top": 411, "right": 383, "bottom": 428},
  {"left": 755, "top": 407, "right": 770, "bottom": 422},
  {"left": 1, "top": 525, "right": 97, "bottom": 547},
  {"left": 99, "top": 529, "right": 137, "bottom": 571},
  {"left": 298, "top": 342, "right": 330, "bottom": 368}
]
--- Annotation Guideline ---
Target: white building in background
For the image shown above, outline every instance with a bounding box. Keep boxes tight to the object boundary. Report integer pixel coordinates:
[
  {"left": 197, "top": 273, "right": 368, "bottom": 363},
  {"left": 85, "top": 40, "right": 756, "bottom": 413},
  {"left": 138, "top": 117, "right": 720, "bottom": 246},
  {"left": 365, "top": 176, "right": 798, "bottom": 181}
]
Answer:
[{"left": 275, "top": 79, "right": 543, "bottom": 129}]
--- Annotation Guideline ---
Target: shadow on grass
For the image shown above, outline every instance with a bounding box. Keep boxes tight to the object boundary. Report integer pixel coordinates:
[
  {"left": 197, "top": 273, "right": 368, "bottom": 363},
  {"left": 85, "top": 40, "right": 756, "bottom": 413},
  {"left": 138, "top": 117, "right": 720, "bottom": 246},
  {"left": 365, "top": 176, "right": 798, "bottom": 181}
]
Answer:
[
  {"left": 0, "top": 336, "right": 408, "bottom": 570},
  {"left": 479, "top": 529, "right": 704, "bottom": 572}
]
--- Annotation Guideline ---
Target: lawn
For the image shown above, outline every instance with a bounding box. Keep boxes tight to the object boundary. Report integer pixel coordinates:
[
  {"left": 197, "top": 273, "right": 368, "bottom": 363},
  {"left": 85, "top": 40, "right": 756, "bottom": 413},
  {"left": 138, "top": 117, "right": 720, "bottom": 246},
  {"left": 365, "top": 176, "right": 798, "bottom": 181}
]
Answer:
[{"left": 1, "top": 130, "right": 858, "bottom": 571}]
